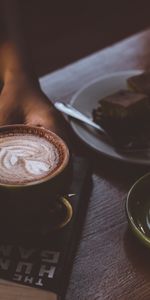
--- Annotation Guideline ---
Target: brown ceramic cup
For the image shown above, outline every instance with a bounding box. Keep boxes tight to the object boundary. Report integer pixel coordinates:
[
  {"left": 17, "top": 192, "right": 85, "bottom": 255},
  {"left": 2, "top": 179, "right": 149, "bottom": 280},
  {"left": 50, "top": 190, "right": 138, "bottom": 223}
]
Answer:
[{"left": 0, "top": 125, "right": 72, "bottom": 234}]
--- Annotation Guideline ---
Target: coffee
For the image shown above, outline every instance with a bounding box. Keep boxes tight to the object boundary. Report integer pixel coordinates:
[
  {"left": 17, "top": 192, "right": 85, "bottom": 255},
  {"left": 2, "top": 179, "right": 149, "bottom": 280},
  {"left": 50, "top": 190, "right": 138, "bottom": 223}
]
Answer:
[
  {"left": 0, "top": 125, "right": 72, "bottom": 233},
  {"left": 0, "top": 126, "right": 68, "bottom": 185}
]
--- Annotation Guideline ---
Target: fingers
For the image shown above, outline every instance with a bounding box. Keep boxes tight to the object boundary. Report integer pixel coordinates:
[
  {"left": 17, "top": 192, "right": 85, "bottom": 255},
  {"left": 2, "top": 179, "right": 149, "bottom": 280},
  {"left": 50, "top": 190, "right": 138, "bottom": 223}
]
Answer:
[
  {"left": 25, "top": 105, "right": 71, "bottom": 147},
  {"left": 0, "top": 106, "right": 24, "bottom": 126},
  {"left": 25, "top": 110, "right": 54, "bottom": 129}
]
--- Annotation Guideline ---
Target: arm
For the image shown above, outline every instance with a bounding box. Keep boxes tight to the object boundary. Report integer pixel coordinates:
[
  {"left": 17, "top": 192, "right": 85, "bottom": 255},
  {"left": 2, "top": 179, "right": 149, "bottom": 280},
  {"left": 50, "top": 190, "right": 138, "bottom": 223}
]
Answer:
[
  {"left": 0, "top": 0, "right": 68, "bottom": 140},
  {"left": 0, "top": 0, "right": 39, "bottom": 85}
]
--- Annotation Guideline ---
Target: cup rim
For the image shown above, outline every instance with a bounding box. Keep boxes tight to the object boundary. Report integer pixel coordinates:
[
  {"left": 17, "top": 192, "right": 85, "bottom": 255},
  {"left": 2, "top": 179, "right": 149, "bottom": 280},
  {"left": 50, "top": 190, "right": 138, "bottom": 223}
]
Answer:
[
  {"left": 126, "top": 172, "right": 150, "bottom": 247},
  {"left": 0, "top": 124, "right": 69, "bottom": 188}
]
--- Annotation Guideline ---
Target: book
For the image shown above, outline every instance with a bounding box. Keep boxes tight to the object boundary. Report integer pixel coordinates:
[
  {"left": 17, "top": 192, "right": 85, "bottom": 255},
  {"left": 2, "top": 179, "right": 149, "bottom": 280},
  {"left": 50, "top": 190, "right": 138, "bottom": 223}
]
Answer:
[{"left": 0, "top": 156, "right": 91, "bottom": 299}]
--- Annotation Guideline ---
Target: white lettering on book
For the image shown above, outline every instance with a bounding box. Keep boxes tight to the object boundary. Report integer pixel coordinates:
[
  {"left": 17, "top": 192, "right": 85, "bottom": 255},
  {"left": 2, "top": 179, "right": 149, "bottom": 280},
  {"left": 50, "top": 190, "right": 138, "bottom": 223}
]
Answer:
[
  {"left": 0, "top": 245, "right": 12, "bottom": 257},
  {"left": 16, "top": 261, "right": 33, "bottom": 275},
  {"left": 35, "top": 278, "right": 44, "bottom": 287},
  {"left": 24, "top": 276, "right": 34, "bottom": 284},
  {"left": 0, "top": 245, "right": 60, "bottom": 285},
  {"left": 0, "top": 258, "right": 10, "bottom": 270},
  {"left": 39, "top": 264, "right": 56, "bottom": 278},
  {"left": 18, "top": 247, "right": 36, "bottom": 260},
  {"left": 41, "top": 250, "right": 60, "bottom": 263},
  {"left": 13, "top": 274, "right": 22, "bottom": 282}
]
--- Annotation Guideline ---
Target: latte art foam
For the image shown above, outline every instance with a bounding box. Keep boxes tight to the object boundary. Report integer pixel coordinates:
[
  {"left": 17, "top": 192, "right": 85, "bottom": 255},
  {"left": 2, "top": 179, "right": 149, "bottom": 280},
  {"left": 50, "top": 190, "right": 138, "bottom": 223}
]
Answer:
[{"left": 0, "top": 133, "right": 60, "bottom": 185}]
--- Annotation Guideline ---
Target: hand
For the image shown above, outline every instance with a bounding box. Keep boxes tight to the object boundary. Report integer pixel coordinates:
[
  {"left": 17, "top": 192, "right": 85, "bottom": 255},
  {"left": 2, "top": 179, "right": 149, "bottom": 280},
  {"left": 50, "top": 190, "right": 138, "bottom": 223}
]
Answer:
[{"left": 0, "top": 76, "right": 69, "bottom": 143}]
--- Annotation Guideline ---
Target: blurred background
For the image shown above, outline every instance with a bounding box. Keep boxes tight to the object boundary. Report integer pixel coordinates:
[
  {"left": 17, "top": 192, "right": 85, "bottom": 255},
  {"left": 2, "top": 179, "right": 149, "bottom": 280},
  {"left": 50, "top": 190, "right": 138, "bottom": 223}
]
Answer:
[{"left": 22, "top": 0, "right": 150, "bottom": 76}]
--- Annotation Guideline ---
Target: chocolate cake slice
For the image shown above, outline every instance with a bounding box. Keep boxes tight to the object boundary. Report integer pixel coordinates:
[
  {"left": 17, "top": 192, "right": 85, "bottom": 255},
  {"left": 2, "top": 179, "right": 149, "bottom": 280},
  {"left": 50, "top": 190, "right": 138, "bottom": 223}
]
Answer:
[
  {"left": 93, "top": 89, "right": 150, "bottom": 147},
  {"left": 127, "top": 71, "right": 150, "bottom": 95},
  {"left": 99, "top": 90, "right": 150, "bottom": 121}
]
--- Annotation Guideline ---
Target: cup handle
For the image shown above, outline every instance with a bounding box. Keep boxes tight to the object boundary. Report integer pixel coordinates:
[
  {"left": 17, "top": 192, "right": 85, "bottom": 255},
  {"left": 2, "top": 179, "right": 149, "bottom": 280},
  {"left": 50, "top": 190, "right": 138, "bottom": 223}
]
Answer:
[{"left": 56, "top": 196, "right": 73, "bottom": 229}]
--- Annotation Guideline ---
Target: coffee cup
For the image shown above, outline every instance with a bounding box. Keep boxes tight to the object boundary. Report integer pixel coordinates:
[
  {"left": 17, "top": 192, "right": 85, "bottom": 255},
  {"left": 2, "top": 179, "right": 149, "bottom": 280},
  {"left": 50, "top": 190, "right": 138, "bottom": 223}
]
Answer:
[{"left": 0, "top": 124, "right": 72, "bottom": 234}]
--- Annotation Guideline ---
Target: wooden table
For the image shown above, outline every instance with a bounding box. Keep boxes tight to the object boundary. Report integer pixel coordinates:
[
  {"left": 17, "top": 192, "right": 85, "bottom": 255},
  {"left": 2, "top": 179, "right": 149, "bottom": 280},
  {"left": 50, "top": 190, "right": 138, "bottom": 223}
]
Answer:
[
  {"left": 1, "top": 29, "right": 150, "bottom": 299},
  {"left": 40, "top": 28, "right": 150, "bottom": 300}
]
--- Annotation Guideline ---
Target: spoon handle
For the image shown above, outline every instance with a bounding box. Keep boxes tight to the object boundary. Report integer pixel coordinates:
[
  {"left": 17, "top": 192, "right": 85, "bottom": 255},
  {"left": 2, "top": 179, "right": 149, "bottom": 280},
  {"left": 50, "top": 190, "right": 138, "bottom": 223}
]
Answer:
[{"left": 54, "top": 102, "right": 105, "bottom": 134}]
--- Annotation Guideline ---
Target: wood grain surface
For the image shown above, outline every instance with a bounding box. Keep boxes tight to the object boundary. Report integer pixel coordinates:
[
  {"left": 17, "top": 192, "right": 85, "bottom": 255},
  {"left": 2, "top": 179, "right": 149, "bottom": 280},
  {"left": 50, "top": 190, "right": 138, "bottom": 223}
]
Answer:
[
  {"left": 40, "top": 29, "right": 150, "bottom": 300},
  {"left": 1, "top": 29, "right": 150, "bottom": 299}
]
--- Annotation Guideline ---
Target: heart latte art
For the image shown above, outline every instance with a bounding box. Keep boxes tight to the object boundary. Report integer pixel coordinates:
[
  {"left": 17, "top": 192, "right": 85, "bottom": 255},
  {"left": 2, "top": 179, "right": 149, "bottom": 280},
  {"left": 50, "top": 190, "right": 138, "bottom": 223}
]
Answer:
[{"left": 0, "top": 132, "right": 62, "bottom": 185}]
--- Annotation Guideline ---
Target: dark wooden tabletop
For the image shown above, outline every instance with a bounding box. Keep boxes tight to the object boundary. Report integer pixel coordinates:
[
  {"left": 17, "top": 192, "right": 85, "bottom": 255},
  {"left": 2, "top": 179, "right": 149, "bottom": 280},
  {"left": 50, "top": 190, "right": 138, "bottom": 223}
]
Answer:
[{"left": 40, "top": 28, "right": 150, "bottom": 300}]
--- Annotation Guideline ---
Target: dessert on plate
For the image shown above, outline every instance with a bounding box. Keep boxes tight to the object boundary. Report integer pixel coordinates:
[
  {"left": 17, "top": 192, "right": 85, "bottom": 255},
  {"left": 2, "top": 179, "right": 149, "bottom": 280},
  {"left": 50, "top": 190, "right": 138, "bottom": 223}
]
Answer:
[
  {"left": 93, "top": 72, "right": 150, "bottom": 150},
  {"left": 93, "top": 89, "right": 150, "bottom": 129},
  {"left": 127, "top": 71, "right": 150, "bottom": 95}
]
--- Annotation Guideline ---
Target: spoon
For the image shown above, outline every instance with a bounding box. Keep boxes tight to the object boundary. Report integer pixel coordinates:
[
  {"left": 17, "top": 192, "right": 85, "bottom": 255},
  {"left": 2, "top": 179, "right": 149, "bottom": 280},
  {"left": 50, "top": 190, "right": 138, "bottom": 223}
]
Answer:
[
  {"left": 54, "top": 101, "right": 106, "bottom": 135},
  {"left": 54, "top": 101, "right": 150, "bottom": 153}
]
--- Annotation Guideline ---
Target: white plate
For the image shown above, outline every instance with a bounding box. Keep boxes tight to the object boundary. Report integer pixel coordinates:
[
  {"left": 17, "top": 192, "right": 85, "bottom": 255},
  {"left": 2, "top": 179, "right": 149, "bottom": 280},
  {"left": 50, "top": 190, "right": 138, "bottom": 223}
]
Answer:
[{"left": 70, "top": 70, "right": 150, "bottom": 165}]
